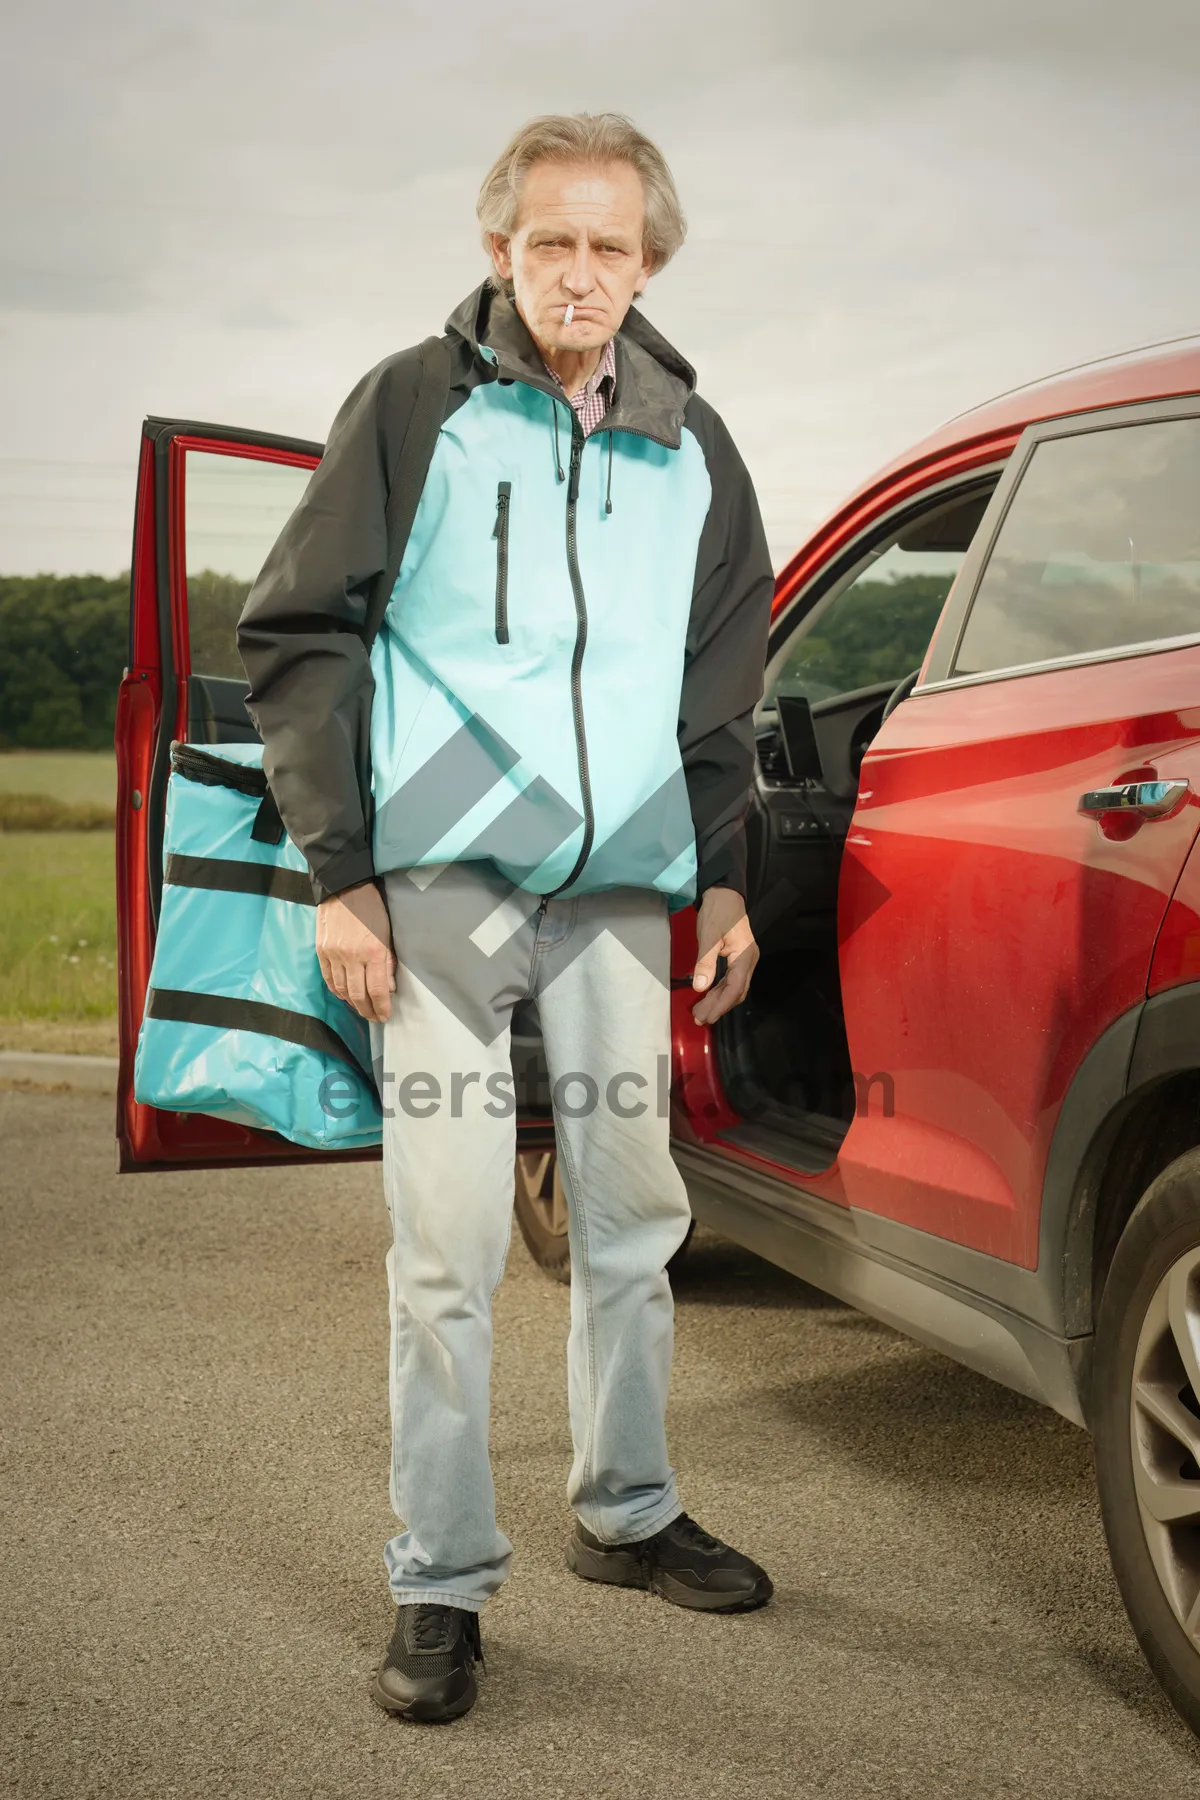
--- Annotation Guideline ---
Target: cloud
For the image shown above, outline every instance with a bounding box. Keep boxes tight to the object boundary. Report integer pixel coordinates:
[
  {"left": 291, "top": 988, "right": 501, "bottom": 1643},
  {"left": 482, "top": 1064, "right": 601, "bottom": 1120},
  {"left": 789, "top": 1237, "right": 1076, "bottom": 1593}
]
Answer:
[{"left": 0, "top": 0, "right": 1198, "bottom": 572}]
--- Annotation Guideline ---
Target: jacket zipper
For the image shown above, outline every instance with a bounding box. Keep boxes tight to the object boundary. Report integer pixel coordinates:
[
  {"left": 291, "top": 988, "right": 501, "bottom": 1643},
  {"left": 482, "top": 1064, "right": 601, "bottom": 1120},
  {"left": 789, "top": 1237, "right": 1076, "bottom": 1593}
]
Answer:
[
  {"left": 493, "top": 480, "right": 511, "bottom": 643},
  {"left": 542, "top": 416, "right": 595, "bottom": 898}
]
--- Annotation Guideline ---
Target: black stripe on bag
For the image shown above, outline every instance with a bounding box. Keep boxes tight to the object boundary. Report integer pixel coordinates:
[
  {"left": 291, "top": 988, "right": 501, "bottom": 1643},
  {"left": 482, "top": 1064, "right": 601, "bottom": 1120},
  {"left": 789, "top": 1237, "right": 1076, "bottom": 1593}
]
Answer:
[
  {"left": 145, "top": 988, "right": 372, "bottom": 1081},
  {"left": 164, "top": 853, "right": 315, "bottom": 906}
]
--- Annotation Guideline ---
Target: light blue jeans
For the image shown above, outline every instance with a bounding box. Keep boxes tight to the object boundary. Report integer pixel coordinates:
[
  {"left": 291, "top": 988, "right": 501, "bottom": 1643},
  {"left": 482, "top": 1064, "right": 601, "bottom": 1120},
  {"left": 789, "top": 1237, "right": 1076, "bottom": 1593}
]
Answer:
[{"left": 369, "top": 860, "right": 693, "bottom": 1612}]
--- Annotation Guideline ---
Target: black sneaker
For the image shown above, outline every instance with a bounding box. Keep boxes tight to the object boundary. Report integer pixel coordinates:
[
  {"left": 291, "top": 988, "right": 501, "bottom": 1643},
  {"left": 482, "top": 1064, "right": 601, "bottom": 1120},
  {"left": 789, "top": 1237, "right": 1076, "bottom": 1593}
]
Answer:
[
  {"left": 371, "top": 1602, "right": 483, "bottom": 1722},
  {"left": 567, "top": 1512, "right": 773, "bottom": 1613}
]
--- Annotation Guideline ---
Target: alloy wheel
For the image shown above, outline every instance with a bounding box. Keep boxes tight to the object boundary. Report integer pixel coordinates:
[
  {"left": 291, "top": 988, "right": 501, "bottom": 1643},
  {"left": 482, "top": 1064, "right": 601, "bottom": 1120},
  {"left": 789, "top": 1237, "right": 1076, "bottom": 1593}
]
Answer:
[
  {"left": 516, "top": 1150, "right": 569, "bottom": 1237},
  {"left": 513, "top": 1149, "right": 571, "bottom": 1281},
  {"left": 1130, "top": 1244, "right": 1200, "bottom": 1642}
]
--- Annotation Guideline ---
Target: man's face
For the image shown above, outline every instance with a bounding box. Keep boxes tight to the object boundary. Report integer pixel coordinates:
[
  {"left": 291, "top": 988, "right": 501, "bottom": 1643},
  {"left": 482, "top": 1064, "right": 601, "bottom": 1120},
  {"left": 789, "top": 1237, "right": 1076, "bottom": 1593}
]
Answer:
[{"left": 489, "top": 159, "right": 654, "bottom": 352}]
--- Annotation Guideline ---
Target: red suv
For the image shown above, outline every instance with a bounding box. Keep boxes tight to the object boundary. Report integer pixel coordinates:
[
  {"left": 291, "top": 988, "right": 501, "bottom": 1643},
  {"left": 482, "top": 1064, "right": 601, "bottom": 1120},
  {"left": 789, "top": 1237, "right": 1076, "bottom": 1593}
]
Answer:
[{"left": 116, "top": 335, "right": 1200, "bottom": 1736}]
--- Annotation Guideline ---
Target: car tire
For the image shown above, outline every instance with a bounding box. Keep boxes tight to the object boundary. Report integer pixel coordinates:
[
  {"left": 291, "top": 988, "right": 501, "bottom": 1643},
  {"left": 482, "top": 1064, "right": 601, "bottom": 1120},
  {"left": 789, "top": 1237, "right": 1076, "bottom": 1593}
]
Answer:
[
  {"left": 513, "top": 1149, "right": 695, "bottom": 1285},
  {"left": 1093, "top": 1145, "right": 1200, "bottom": 1738},
  {"left": 514, "top": 1150, "right": 572, "bottom": 1283}
]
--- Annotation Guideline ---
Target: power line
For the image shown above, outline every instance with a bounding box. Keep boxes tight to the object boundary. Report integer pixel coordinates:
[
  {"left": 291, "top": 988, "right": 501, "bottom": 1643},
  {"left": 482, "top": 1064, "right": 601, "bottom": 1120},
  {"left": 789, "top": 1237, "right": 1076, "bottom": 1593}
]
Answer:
[{"left": 0, "top": 457, "right": 138, "bottom": 471}]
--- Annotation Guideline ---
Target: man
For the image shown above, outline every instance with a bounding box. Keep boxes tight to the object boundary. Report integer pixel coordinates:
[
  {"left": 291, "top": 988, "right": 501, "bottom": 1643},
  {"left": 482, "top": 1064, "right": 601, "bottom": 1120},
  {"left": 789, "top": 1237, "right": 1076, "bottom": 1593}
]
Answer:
[{"left": 238, "top": 112, "right": 776, "bottom": 1725}]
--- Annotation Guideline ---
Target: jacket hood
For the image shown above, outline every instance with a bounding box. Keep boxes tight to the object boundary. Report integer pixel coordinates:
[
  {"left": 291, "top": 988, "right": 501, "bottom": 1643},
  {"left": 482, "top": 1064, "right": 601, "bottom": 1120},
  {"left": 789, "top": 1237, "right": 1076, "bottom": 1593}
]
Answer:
[{"left": 444, "top": 281, "right": 696, "bottom": 450}]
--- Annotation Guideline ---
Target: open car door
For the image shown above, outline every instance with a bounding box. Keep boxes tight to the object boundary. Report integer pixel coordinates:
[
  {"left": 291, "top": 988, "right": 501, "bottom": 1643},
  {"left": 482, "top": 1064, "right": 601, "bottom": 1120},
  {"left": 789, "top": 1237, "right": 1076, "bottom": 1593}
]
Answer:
[
  {"left": 115, "top": 416, "right": 356, "bottom": 1170},
  {"left": 117, "top": 417, "right": 558, "bottom": 1173}
]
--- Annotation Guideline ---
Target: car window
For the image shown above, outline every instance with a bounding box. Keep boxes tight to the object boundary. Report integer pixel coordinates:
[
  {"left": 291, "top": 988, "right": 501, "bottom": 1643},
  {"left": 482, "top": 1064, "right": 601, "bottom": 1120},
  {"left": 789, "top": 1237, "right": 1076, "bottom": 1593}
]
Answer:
[
  {"left": 185, "top": 450, "right": 312, "bottom": 680},
  {"left": 953, "top": 417, "right": 1200, "bottom": 679},
  {"left": 764, "top": 485, "right": 993, "bottom": 709}
]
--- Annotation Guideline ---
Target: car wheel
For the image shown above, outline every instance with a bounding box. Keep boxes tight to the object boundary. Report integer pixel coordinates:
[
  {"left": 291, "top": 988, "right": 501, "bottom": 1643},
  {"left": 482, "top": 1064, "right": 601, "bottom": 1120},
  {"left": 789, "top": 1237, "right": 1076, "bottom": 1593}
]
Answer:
[
  {"left": 1093, "top": 1146, "right": 1200, "bottom": 1737},
  {"left": 514, "top": 1150, "right": 571, "bottom": 1283},
  {"left": 512, "top": 1149, "right": 696, "bottom": 1285}
]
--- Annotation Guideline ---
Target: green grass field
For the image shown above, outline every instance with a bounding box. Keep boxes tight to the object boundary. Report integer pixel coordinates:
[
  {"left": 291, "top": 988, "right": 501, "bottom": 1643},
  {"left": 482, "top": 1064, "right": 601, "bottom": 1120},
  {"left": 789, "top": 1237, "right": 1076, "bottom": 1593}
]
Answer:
[
  {"left": 0, "top": 750, "right": 116, "bottom": 806},
  {"left": 0, "top": 833, "right": 117, "bottom": 1023},
  {"left": 0, "top": 754, "right": 120, "bottom": 1053}
]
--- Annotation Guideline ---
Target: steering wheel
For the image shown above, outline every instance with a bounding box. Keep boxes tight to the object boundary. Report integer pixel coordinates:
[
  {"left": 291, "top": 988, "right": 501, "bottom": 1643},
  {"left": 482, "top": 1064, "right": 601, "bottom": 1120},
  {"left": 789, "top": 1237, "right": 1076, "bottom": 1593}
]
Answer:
[{"left": 880, "top": 667, "right": 922, "bottom": 726}]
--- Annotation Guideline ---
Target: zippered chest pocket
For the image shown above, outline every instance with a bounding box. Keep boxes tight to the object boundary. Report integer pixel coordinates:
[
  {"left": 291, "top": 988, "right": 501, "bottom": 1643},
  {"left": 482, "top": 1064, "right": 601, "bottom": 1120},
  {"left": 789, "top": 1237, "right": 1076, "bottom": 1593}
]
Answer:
[{"left": 493, "top": 481, "right": 512, "bottom": 644}]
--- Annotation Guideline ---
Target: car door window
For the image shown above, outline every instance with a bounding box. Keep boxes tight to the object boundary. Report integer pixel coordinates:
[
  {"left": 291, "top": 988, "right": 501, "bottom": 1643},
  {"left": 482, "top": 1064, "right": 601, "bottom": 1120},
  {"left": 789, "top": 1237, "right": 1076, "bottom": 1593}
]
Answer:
[
  {"left": 953, "top": 417, "right": 1200, "bottom": 679},
  {"left": 184, "top": 450, "right": 312, "bottom": 680},
  {"left": 766, "top": 485, "right": 994, "bottom": 708}
]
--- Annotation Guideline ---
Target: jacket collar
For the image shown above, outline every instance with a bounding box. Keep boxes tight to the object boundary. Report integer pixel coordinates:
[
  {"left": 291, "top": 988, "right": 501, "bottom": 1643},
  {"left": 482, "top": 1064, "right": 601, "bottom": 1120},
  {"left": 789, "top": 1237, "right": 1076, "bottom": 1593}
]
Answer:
[{"left": 444, "top": 281, "right": 694, "bottom": 450}]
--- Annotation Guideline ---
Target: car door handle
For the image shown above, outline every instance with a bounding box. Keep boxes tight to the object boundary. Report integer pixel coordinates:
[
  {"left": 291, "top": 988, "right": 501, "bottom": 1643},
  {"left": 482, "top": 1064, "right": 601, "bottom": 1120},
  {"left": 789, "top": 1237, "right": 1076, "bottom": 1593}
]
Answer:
[{"left": 1078, "top": 778, "right": 1191, "bottom": 820}]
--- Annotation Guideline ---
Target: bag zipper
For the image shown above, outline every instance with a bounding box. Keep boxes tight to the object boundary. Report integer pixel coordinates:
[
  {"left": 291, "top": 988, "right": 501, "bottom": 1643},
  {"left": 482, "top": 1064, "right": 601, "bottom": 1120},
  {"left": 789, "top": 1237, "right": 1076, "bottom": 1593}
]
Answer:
[
  {"left": 493, "top": 480, "right": 512, "bottom": 643},
  {"left": 542, "top": 419, "right": 595, "bottom": 898}
]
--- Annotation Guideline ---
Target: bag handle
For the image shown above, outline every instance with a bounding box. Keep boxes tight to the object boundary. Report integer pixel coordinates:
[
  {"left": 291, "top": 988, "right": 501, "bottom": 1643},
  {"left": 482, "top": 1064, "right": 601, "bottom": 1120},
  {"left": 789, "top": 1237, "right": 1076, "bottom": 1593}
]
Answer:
[
  {"left": 364, "top": 333, "right": 453, "bottom": 650},
  {"left": 171, "top": 741, "right": 267, "bottom": 796}
]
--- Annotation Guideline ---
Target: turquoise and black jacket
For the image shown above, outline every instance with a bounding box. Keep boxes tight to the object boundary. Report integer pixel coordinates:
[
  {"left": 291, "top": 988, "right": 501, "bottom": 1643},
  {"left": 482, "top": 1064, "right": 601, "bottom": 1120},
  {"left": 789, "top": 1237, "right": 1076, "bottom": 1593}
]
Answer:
[{"left": 237, "top": 283, "right": 775, "bottom": 914}]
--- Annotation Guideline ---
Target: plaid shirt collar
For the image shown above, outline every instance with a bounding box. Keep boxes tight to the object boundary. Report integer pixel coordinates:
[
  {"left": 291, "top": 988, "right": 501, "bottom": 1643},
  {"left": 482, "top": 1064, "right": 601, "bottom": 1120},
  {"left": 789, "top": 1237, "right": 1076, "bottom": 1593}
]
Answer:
[{"left": 541, "top": 336, "right": 617, "bottom": 438}]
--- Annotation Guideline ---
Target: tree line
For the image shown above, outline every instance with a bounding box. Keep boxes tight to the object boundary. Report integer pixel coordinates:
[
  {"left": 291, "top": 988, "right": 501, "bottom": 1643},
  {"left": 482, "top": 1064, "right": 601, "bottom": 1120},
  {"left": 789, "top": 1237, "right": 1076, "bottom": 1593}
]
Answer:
[
  {"left": 0, "top": 571, "right": 255, "bottom": 749},
  {"left": 0, "top": 575, "right": 130, "bottom": 750},
  {"left": 773, "top": 573, "right": 954, "bottom": 702},
  {"left": 1, "top": 567, "right": 956, "bottom": 752}
]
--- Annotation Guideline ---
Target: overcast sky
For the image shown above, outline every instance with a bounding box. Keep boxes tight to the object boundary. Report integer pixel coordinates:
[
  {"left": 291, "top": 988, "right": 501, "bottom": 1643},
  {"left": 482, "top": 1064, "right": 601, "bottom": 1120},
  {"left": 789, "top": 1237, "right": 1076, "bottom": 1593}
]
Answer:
[{"left": 2, "top": 0, "right": 1199, "bottom": 573}]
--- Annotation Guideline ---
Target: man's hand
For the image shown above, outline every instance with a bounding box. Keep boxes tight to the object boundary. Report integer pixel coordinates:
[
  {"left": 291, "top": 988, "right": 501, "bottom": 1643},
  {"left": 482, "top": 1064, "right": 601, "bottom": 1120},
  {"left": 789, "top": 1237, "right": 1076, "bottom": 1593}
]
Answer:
[
  {"left": 316, "top": 881, "right": 397, "bottom": 1023},
  {"left": 691, "top": 885, "right": 759, "bottom": 1027}
]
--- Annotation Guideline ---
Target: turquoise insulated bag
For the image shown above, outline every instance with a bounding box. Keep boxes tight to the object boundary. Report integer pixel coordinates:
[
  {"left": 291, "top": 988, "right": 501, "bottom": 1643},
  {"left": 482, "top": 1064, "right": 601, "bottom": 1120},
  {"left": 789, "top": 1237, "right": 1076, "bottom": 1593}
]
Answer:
[{"left": 133, "top": 741, "right": 383, "bottom": 1150}]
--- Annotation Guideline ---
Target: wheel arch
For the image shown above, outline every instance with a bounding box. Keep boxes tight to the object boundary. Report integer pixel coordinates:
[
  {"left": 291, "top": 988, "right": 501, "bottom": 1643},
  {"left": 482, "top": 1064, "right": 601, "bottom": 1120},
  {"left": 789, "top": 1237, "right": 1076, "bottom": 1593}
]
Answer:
[{"left": 1045, "top": 983, "right": 1200, "bottom": 1344}]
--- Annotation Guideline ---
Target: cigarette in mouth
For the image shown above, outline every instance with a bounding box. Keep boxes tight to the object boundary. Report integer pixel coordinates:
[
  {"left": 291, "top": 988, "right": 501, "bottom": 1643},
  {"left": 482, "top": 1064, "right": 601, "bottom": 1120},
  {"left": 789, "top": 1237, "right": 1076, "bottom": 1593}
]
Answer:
[{"left": 564, "top": 304, "right": 575, "bottom": 325}]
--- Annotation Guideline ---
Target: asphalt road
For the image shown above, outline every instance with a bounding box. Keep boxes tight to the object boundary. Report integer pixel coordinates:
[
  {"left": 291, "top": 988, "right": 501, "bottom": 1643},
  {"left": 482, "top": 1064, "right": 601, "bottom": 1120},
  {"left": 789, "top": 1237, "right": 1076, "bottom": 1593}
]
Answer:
[{"left": 5, "top": 1088, "right": 1200, "bottom": 1799}]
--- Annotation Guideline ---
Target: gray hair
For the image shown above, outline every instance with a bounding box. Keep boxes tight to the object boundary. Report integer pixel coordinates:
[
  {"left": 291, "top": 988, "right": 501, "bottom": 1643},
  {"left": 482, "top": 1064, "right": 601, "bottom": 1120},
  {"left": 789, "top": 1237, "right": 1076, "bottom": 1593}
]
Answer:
[{"left": 476, "top": 112, "right": 687, "bottom": 290}]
